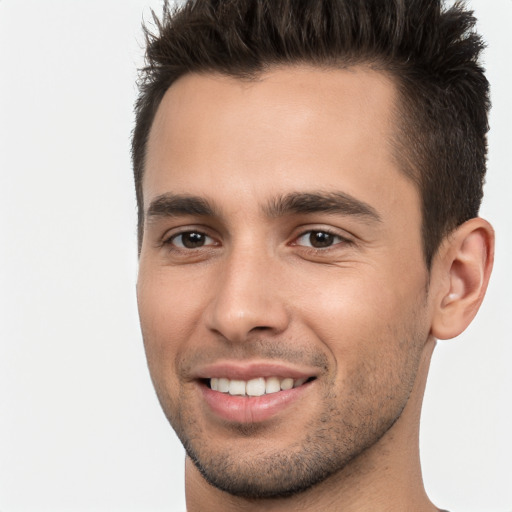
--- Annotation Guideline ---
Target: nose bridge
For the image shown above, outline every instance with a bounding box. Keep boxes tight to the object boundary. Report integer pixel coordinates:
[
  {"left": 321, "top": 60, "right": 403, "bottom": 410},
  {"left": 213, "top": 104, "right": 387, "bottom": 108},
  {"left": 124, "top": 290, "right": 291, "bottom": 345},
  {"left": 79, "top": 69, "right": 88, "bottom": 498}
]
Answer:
[{"left": 205, "top": 241, "right": 289, "bottom": 342}]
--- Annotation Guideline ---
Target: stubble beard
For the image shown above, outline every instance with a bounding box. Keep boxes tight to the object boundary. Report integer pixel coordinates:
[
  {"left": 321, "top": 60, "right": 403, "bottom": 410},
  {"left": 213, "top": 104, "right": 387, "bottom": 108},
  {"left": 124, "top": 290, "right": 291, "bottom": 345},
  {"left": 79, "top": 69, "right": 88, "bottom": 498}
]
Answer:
[
  {"left": 167, "top": 344, "right": 423, "bottom": 500},
  {"left": 149, "top": 298, "right": 429, "bottom": 500},
  {"left": 179, "top": 394, "right": 405, "bottom": 499}
]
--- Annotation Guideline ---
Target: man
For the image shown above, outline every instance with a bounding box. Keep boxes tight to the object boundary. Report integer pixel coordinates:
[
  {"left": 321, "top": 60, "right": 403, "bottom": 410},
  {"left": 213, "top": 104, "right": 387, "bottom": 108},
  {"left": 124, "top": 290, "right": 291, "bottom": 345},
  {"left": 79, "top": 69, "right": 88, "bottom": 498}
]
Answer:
[{"left": 132, "top": 0, "right": 494, "bottom": 510}]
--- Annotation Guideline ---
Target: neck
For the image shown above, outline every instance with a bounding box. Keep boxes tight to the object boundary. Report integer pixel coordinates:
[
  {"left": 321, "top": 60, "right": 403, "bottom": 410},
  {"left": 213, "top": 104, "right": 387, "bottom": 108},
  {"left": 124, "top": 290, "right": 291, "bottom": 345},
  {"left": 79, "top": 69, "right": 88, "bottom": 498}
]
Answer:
[{"left": 185, "top": 338, "right": 440, "bottom": 512}]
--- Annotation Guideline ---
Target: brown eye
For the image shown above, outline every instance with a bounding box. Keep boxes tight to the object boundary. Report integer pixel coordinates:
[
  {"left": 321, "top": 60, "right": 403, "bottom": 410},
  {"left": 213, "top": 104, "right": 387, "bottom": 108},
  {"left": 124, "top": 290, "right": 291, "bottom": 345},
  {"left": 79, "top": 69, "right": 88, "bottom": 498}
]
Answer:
[
  {"left": 171, "top": 231, "right": 213, "bottom": 249},
  {"left": 295, "top": 230, "right": 344, "bottom": 249},
  {"left": 309, "top": 231, "right": 335, "bottom": 248}
]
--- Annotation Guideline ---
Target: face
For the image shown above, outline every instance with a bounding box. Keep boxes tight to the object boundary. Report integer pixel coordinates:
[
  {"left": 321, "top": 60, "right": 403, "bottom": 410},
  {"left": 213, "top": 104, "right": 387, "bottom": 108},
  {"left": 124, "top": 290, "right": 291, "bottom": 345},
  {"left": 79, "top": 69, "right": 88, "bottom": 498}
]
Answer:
[{"left": 137, "top": 66, "right": 432, "bottom": 498}]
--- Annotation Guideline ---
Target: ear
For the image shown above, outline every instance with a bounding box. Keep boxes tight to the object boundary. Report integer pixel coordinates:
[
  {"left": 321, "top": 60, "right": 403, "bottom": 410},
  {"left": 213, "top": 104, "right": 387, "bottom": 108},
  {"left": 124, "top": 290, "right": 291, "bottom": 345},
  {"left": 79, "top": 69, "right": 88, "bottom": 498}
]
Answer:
[{"left": 430, "top": 218, "right": 494, "bottom": 340}]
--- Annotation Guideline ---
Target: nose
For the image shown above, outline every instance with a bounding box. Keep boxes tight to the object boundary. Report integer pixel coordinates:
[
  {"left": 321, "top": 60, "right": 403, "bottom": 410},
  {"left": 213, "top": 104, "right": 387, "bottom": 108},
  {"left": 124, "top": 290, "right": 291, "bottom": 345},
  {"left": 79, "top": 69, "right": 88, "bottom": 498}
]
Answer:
[{"left": 204, "top": 246, "right": 290, "bottom": 343}]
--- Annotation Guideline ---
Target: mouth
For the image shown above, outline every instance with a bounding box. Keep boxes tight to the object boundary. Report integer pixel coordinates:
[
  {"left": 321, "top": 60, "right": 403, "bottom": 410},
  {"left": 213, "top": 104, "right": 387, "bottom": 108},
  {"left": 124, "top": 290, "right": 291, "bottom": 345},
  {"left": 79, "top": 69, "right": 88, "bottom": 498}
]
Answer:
[
  {"left": 205, "top": 376, "right": 316, "bottom": 396},
  {"left": 192, "top": 361, "right": 320, "bottom": 423},
  {"left": 196, "top": 367, "right": 317, "bottom": 424}
]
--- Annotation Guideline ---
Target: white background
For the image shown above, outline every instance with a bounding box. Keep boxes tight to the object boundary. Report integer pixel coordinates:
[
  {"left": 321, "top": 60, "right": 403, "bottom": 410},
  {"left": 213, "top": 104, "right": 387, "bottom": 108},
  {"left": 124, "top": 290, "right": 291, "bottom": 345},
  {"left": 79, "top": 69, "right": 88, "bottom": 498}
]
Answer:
[{"left": 0, "top": 1, "right": 510, "bottom": 511}]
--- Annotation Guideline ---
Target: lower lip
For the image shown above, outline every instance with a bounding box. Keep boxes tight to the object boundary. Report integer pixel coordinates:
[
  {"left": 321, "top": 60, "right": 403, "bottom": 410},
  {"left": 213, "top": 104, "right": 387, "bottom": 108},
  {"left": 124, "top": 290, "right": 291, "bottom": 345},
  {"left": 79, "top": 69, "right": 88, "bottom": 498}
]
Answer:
[{"left": 200, "top": 382, "right": 312, "bottom": 423}]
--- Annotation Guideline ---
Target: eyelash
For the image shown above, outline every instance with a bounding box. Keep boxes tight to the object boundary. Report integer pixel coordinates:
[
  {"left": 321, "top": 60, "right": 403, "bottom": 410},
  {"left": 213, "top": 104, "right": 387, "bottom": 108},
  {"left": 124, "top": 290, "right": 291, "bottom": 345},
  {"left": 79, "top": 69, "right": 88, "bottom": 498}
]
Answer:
[
  {"left": 162, "top": 230, "right": 217, "bottom": 250},
  {"left": 161, "top": 227, "right": 352, "bottom": 253},
  {"left": 291, "top": 228, "right": 352, "bottom": 251}
]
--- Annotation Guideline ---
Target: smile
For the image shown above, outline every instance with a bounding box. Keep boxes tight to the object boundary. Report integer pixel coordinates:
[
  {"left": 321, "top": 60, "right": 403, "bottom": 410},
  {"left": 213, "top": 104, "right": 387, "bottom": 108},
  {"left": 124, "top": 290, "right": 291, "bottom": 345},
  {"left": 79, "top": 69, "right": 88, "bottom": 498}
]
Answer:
[
  {"left": 209, "top": 376, "right": 311, "bottom": 396},
  {"left": 201, "top": 377, "right": 315, "bottom": 424}
]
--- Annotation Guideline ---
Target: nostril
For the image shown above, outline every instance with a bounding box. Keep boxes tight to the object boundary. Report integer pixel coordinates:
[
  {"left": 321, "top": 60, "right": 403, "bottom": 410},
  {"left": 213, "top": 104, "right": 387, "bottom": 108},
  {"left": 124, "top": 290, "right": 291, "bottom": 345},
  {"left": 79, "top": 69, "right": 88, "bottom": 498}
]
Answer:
[{"left": 205, "top": 295, "right": 290, "bottom": 342}]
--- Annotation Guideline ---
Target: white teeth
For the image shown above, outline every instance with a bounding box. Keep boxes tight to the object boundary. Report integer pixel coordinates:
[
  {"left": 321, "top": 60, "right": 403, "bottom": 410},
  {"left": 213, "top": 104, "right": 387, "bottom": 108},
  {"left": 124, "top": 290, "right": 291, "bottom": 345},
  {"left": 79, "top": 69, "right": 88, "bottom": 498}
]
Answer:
[
  {"left": 229, "top": 379, "right": 247, "bottom": 396},
  {"left": 218, "top": 378, "right": 230, "bottom": 393},
  {"left": 280, "top": 378, "right": 294, "bottom": 390},
  {"left": 293, "top": 377, "right": 307, "bottom": 388},
  {"left": 246, "top": 378, "right": 266, "bottom": 397},
  {"left": 265, "top": 377, "right": 281, "bottom": 394},
  {"left": 210, "top": 376, "right": 311, "bottom": 396}
]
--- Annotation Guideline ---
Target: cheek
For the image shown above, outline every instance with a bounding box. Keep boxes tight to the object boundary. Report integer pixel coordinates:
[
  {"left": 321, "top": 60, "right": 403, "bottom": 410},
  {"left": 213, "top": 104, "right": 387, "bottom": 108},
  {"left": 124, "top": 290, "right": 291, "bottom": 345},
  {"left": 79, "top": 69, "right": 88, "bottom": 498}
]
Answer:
[
  {"left": 138, "top": 267, "right": 203, "bottom": 334},
  {"left": 136, "top": 268, "right": 202, "bottom": 381},
  {"left": 299, "top": 272, "right": 429, "bottom": 423},
  {"left": 294, "top": 263, "right": 429, "bottom": 366},
  {"left": 136, "top": 268, "right": 207, "bottom": 422}
]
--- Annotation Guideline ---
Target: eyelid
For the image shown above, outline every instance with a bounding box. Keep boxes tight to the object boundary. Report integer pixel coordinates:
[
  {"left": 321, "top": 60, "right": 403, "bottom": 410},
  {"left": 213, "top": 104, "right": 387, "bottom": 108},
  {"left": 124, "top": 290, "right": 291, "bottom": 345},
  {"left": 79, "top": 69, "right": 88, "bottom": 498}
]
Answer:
[
  {"left": 171, "top": 232, "right": 216, "bottom": 248},
  {"left": 160, "top": 225, "right": 220, "bottom": 248},
  {"left": 293, "top": 226, "right": 351, "bottom": 240}
]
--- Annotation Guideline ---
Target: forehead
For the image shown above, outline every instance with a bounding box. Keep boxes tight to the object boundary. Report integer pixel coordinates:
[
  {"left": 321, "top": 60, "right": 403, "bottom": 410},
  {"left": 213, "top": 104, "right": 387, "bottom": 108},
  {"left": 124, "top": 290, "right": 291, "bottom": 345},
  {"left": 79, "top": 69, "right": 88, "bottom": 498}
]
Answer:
[{"left": 144, "top": 65, "right": 416, "bottom": 223}]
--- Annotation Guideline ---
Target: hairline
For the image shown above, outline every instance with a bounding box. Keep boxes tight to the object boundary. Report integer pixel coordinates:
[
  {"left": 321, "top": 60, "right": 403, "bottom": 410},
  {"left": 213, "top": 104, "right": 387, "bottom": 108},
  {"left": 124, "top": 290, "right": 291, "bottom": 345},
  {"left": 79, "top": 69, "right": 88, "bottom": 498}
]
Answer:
[{"left": 137, "top": 62, "right": 436, "bottom": 269}]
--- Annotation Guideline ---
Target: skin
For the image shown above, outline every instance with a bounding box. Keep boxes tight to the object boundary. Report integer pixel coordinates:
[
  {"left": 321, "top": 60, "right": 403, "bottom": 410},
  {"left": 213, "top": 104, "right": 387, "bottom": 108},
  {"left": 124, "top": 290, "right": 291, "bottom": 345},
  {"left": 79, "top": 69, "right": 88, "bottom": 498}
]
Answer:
[{"left": 137, "top": 66, "right": 494, "bottom": 511}]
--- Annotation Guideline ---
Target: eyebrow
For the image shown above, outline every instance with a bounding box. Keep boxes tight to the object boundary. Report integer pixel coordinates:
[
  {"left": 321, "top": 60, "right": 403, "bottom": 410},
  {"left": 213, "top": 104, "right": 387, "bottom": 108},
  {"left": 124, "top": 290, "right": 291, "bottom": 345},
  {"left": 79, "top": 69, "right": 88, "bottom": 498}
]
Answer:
[
  {"left": 145, "top": 190, "right": 381, "bottom": 224},
  {"left": 264, "top": 191, "right": 381, "bottom": 222},
  {"left": 146, "top": 193, "right": 217, "bottom": 221}
]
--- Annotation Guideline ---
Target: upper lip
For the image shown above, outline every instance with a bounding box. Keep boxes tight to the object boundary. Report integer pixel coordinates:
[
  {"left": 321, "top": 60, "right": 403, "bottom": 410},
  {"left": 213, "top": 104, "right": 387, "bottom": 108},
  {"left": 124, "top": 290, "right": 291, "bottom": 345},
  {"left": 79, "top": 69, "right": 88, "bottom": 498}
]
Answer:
[{"left": 192, "top": 360, "right": 319, "bottom": 381}]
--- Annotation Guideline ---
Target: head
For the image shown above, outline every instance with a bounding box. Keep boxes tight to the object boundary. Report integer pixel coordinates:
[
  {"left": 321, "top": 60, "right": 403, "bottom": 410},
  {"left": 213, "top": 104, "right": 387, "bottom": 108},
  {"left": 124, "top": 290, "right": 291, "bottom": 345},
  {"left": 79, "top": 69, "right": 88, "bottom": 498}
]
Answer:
[
  {"left": 133, "top": 0, "right": 493, "bottom": 504},
  {"left": 133, "top": 0, "right": 490, "bottom": 268}
]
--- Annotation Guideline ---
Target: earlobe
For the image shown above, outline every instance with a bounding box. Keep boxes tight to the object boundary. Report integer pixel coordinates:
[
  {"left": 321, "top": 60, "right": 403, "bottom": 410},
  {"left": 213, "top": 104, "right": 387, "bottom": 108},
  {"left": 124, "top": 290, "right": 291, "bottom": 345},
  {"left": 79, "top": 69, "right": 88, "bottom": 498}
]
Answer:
[{"left": 430, "top": 218, "right": 494, "bottom": 340}]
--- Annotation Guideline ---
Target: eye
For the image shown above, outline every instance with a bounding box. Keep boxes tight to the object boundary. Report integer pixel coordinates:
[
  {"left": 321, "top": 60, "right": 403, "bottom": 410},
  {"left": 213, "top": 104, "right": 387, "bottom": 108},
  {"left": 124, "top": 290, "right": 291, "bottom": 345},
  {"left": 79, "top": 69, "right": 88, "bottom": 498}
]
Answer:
[
  {"left": 294, "top": 230, "right": 346, "bottom": 249},
  {"left": 167, "top": 231, "right": 216, "bottom": 249}
]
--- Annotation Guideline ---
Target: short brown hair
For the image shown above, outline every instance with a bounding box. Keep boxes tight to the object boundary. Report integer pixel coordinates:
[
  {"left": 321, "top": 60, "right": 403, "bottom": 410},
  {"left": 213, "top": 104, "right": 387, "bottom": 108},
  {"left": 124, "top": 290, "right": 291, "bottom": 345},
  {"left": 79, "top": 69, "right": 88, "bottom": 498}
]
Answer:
[{"left": 132, "top": 0, "right": 490, "bottom": 267}]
